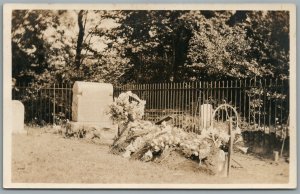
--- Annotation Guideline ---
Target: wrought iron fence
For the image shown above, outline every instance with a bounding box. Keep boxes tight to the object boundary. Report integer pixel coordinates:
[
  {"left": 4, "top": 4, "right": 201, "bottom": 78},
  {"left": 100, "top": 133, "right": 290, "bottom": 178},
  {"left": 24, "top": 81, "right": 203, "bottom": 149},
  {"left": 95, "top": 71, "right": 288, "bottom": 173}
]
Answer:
[
  {"left": 12, "top": 78, "right": 289, "bottom": 136},
  {"left": 12, "top": 83, "right": 73, "bottom": 125},
  {"left": 114, "top": 78, "right": 289, "bottom": 137},
  {"left": 12, "top": 78, "right": 289, "bottom": 154}
]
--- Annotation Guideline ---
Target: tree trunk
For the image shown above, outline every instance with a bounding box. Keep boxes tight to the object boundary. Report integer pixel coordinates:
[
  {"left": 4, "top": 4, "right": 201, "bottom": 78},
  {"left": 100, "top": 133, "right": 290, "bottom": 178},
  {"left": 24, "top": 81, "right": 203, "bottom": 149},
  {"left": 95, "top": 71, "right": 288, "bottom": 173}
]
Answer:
[
  {"left": 172, "top": 26, "right": 192, "bottom": 82},
  {"left": 75, "top": 10, "right": 86, "bottom": 69}
]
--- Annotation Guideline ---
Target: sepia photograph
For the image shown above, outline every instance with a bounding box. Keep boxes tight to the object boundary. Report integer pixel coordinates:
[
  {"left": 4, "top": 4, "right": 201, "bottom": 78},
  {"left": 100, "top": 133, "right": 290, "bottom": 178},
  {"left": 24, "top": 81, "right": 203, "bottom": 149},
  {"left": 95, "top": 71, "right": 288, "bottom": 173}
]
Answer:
[{"left": 2, "top": 3, "right": 296, "bottom": 189}]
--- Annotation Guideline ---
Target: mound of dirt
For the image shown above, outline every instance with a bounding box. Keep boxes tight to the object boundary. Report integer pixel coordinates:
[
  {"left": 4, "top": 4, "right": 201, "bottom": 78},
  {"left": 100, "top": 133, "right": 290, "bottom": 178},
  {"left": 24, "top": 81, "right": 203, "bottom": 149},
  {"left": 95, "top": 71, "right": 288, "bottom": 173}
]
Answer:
[{"left": 153, "top": 149, "right": 216, "bottom": 175}]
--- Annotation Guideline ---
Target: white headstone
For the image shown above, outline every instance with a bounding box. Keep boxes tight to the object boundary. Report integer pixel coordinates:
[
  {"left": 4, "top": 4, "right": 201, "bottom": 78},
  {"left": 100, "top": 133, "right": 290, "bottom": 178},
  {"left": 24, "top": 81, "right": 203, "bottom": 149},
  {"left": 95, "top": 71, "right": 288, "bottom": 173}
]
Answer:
[
  {"left": 72, "top": 81, "right": 114, "bottom": 128},
  {"left": 200, "top": 103, "right": 214, "bottom": 129},
  {"left": 12, "top": 100, "right": 26, "bottom": 133}
]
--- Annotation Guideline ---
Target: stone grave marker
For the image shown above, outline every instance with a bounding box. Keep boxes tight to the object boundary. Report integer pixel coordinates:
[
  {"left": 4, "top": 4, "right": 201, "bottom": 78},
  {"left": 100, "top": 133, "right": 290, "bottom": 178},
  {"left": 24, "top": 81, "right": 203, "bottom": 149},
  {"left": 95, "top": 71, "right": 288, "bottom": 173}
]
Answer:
[
  {"left": 70, "top": 81, "right": 117, "bottom": 144},
  {"left": 72, "top": 81, "right": 113, "bottom": 123},
  {"left": 12, "top": 100, "right": 26, "bottom": 133},
  {"left": 200, "top": 103, "right": 214, "bottom": 129}
]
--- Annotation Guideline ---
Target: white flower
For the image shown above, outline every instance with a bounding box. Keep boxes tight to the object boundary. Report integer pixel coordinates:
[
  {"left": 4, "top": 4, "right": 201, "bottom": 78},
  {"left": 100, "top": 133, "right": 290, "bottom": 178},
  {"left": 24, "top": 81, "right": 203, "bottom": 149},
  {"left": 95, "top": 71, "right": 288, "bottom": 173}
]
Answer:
[{"left": 107, "top": 91, "right": 146, "bottom": 124}]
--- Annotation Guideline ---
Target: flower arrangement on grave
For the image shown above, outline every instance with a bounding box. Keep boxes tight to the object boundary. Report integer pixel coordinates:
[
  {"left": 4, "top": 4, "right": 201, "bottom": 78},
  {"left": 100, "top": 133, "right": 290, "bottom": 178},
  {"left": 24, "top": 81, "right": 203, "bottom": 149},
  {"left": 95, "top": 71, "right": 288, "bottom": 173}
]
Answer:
[
  {"left": 108, "top": 91, "right": 245, "bottom": 174},
  {"left": 107, "top": 91, "right": 146, "bottom": 124}
]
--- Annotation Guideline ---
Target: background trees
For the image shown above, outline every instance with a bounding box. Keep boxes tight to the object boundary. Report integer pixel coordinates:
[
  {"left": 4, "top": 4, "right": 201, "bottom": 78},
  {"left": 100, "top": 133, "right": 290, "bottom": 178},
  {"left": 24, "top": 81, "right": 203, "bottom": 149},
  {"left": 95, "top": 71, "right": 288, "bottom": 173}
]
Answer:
[
  {"left": 184, "top": 10, "right": 289, "bottom": 81},
  {"left": 12, "top": 10, "right": 60, "bottom": 86},
  {"left": 12, "top": 10, "right": 290, "bottom": 86}
]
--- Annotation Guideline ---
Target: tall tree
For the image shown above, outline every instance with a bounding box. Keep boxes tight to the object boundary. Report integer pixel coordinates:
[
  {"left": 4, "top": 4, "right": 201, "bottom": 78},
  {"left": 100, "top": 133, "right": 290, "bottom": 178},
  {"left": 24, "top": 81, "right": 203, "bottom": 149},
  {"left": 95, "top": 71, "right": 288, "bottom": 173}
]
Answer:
[
  {"left": 185, "top": 10, "right": 289, "bottom": 81},
  {"left": 114, "top": 10, "right": 193, "bottom": 83},
  {"left": 12, "top": 10, "right": 290, "bottom": 87},
  {"left": 74, "top": 10, "right": 87, "bottom": 70},
  {"left": 12, "top": 10, "right": 60, "bottom": 85}
]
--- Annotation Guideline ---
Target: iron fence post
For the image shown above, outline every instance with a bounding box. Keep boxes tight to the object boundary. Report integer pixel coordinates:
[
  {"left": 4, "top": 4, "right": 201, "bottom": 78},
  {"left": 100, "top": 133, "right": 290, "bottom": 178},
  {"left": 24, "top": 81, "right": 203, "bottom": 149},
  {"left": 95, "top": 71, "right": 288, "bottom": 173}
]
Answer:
[{"left": 53, "top": 83, "right": 56, "bottom": 124}]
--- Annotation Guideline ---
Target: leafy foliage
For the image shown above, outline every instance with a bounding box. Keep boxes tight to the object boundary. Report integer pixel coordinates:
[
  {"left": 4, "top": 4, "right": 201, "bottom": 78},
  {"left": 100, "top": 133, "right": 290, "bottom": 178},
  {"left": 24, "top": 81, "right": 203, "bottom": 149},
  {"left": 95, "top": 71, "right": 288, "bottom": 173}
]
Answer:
[
  {"left": 12, "top": 10, "right": 289, "bottom": 86},
  {"left": 185, "top": 11, "right": 289, "bottom": 80}
]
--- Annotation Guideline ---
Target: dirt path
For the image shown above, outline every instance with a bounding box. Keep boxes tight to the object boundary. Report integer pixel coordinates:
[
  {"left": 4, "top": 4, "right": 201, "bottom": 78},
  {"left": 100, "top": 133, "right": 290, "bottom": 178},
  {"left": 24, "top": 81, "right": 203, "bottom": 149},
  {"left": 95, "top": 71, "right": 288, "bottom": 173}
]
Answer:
[{"left": 12, "top": 128, "right": 289, "bottom": 184}]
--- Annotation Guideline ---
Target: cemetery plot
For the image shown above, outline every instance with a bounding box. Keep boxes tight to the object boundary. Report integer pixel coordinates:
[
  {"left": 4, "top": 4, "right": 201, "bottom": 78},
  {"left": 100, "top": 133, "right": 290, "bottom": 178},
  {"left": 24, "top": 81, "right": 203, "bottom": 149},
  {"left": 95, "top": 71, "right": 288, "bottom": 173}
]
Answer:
[
  {"left": 10, "top": 82, "right": 288, "bottom": 183},
  {"left": 7, "top": 7, "right": 294, "bottom": 188}
]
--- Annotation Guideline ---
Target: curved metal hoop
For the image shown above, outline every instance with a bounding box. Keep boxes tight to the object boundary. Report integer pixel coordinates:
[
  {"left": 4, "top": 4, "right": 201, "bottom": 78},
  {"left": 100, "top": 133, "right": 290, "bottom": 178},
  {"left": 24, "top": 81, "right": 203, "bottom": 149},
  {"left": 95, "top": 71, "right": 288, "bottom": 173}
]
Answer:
[{"left": 211, "top": 104, "right": 239, "bottom": 129}]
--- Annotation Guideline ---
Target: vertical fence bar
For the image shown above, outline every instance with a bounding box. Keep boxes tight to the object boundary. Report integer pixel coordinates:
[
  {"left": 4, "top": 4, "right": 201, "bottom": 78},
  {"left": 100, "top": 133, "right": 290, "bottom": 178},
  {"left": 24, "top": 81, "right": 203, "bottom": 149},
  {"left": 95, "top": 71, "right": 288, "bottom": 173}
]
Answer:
[
  {"left": 258, "top": 79, "right": 262, "bottom": 130},
  {"left": 144, "top": 84, "right": 146, "bottom": 113},
  {"left": 263, "top": 79, "right": 267, "bottom": 142},
  {"left": 147, "top": 82, "right": 150, "bottom": 119},
  {"left": 280, "top": 79, "right": 284, "bottom": 140},
  {"left": 183, "top": 82, "right": 186, "bottom": 128},
  {"left": 180, "top": 82, "right": 183, "bottom": 127},
  {"left": 234, "top": 80, "right": 237, "bottom": 110},
  {"left": 177, "top": 82, "right": 180, "bottom": 126},
  {"left": 65, "top": 83, "right": 68, "bottom": 121},
  {"left": 243, "top": 79, "right": 247, "bottom": 128},
  {"left": 217, "top": 81, "right": 220, "bottom": 122},
  {"left": 53, "top": 83, "right": 56, "bottom": 124},
  {"left": 206, "top": 81, "right": 209, "bottom": 129},
  {"left": 38, "top": 86, "right": 42, "bottom": 123},
  {"left": 190, "top": 82, "right": 194, "bottom": 132},
  {"left": 65, "top": 83, "right": 68, "bottom": 122},
  {"left": 160, "top": 83, "right": 163, "bottom": 119},
  {"left": 30, "top": 84, "right": 33, "bottom": 123},
  {"left": 204, "top": 81, "right": 207, "bottom": 130},
  {"left": 165, "top": 83, "right": 166, "bottom": 113},
  {"left": 152, "top": 82, "right": 156, "bottom": 119},
  {"left": 61, "top": 83, "right": 64, "bottom": 123},
  {"left": 178, "top": 82, "right": 182, "bottom": 127},
  {"left": 248, "top": 79, "right": 251, "bottom": 127},
  {"left": 163, "top": 83, "right": 167, "bottom": 118},
  {"left": 47, "top": 86, "right": 50, "bottom": 123},
  {"left": 56, "top": 83, "right": 59, "bottom": 123},
  {"left": 274, "top": 79, "right": 278, "bottom": 136},
  {"left": 69, "top": 83, "right": 73, "bottom": 121},
  {"left": 173, "top": 82, "right": 176, "bottom": 126},
  {"left": 210, "top": 81, "right": 213, "bottom": 106},
  {"left": 269, "top": 79, "right": 272, "bottom": 132},
  {"left": 149, "top": 84, "right": 156, "bottom": 121},
  {"left": 43, "top": 87, "right": 46, "bottom": 123},
  {"left": 213, "top": 81, "right": 217, "bottom": 108},
  {"left": 156, "top": 83, "right": 159, "bottom": 121},
  {"left": 158, "top": 83, "right": 162, "bottom": 117},
  {"left": 228, "top": 80, "right": 234, "bottom": 117},
  {"left": 148, "top": 84, "right": 156, "bottom": 121},
  {"left": 239, "top": 80, "right": 242, "bottom": 119},
  {"left": 268, "top": 79, "right": 273, "bottom": 149},
  {"left": 222, "top": 81, "right": 225, "bottom": 121},
  {"left": 184, "top": 82, "right": 188, "bottom": 131},
  {"left": 40, "top": 87, "right": 43, "bottom": 123},
  {"left": 176, "top": 82, "right": 179, "bottom": 126},
  {"left": 40, "top": 88, "right": 45, "bottom": 125},
  {"left": 188, "top": 82, "right": 191, "bottom": 132},
  {"left": 70, "top": 83, "right": 72, "bottom": 121},
  {"left": 145, "top": 84, "right": 152, "bottom": 118},
  {"left": 157, "top": 83, "right": 160, "bottom": 119},
  {"left": 226, "top": 80, "right": 229, "bottom": 118},
  {"left": 253, "top": 78, "right": 256, "bottom": 131},
  {"left": 200, "top": 81, "right": 203, "bottom": 131},
  {"left": 169, "top": 82, "right": 172, "bottom": 119}
]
